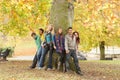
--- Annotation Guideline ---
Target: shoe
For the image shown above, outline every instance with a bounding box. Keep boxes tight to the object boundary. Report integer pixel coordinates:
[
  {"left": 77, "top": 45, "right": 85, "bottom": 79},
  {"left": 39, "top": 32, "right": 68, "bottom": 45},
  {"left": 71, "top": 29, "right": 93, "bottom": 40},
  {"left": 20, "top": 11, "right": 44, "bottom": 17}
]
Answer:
[
  {"left": 47, "top": 68, "right": 52, "bottom": 71},
  {"left": 29, "top": 66, "right": 35, "bottom": 69},
  {"left": 76, "top": 71, "right": 83, "bottom": 76},
  {"left": 38, "top": 67, "right": 44, "bottom": 70}
]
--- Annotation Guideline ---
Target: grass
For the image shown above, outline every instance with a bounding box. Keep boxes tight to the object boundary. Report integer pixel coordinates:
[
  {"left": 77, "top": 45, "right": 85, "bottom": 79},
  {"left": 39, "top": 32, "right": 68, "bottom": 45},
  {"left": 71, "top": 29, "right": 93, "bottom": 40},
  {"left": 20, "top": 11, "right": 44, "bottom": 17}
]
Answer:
[
  {"left": 1, "top": 39, "right": 120, "bottom": 80},
  {"left": 81, "top": 60, "right": 120, "bottom": 65},
  {"left": 0, "top": 60, "right": 120, "bottom": 80}
]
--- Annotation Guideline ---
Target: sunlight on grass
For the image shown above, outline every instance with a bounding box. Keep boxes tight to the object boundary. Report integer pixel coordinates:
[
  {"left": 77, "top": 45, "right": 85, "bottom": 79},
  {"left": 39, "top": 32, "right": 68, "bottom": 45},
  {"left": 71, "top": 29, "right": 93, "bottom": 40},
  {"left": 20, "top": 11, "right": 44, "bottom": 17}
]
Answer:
[{"left": 80, "top": 60, "right": 120, "bottom": 65}]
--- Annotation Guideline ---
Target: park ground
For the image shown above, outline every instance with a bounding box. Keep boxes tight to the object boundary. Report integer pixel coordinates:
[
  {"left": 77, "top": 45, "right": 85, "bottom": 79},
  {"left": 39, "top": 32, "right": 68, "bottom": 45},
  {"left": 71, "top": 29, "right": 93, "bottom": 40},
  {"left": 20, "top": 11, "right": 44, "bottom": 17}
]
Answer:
[
  {"left": 0, "top": 39, "right": 120, "bottom": 80},
  {"left": 0, "top": 60, "right": 120, "bottom": 80}
]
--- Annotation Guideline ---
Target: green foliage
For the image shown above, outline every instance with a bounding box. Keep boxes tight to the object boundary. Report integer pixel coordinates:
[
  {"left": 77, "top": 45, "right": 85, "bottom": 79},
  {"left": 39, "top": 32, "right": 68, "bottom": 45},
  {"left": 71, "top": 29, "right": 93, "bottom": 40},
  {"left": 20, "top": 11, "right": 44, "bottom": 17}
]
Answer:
[
  {"left": 0, "top": 0, "right": 52, "bottom": 37},
  {"left": 73, "top": 0, "right": 120, "bottom": 52}
]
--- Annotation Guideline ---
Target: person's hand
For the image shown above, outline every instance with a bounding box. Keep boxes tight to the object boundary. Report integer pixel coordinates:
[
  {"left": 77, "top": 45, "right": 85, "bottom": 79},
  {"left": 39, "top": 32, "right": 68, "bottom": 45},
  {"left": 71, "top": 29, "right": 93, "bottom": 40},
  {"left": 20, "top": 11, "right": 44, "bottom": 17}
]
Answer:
[
  {"left": 54, "top": 46, "right": 56, "bottom": 49},
  {"left": 66, "top": 50, "right": 70, "bottom": 54},
  {"left": 42, "top": 45, "right": 44, "bottom": 48},
  {"left": 76, "top": 50, "right": 79, "bottom": 54}
]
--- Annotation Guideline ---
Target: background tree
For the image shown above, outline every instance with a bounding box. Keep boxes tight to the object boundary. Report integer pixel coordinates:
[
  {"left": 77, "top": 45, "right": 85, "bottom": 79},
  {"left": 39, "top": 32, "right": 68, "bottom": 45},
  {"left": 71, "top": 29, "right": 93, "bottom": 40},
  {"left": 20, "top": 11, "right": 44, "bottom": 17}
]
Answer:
[
  {"left": 0, "top": 0, "right": 120, "bottom": 61},
  {"left": 73, "top": 0, "right": 120, "bottom": 60}
]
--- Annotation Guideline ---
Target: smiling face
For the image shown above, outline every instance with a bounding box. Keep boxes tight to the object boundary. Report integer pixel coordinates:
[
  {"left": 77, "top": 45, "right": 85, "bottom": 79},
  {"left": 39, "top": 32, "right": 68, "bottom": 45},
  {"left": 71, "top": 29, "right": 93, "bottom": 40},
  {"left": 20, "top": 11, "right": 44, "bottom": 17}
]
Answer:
[
  {"left": 74, "top": 32, "right": 79, "bottom": 38},
  {"left": 47, "top": 25, "right": 53, "bottom": 32},
  {"left": 58, "top": 28, "right": 62, "bottom": 34},
  {"left": 39, "top": 30, "right": 43, "bottom": 35},
  {"left": 68, "top": 28, "right": 73, "bottom": 35}
]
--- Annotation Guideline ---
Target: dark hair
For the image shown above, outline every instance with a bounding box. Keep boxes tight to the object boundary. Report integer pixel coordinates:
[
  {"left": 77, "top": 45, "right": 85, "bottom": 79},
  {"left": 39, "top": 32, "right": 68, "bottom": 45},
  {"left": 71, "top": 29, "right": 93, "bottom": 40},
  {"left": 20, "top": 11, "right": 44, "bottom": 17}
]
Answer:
[
  {"left": 73, "top": 31, "right": 80, "bottom": 44},
  {"left": 31, "top": 32, "right": 36, "bottom": 37},
  {"left": 39, "top": 28, "right": 44, "bottom": 33},
  {"left": 67, "top": 27, "right": 72, "bottom": 30}
]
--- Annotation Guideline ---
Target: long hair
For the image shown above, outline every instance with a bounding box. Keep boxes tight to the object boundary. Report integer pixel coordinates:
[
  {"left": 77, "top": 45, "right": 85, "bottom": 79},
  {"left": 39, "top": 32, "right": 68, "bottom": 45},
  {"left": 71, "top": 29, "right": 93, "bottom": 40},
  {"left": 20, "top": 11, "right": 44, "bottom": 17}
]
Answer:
[
  {"left": 73, "top": 31, "right": 80, "bottom": 44},
  {"left": 45, "top": 24, "right": 54, "bottom": 35}
]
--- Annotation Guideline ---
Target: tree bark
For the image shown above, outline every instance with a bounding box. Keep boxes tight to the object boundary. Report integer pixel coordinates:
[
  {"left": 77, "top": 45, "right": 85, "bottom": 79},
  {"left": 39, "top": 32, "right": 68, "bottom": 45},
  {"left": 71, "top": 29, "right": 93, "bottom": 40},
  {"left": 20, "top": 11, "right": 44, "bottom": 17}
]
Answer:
[
  {"left": 48, "top": 0, "right": 75, "bottom": 71},
  {"left": 99, "top": 41, "right": 105, "bottom": 60},
  {"left": 50, "top": 0, "right": 74, "bottom": 34}
]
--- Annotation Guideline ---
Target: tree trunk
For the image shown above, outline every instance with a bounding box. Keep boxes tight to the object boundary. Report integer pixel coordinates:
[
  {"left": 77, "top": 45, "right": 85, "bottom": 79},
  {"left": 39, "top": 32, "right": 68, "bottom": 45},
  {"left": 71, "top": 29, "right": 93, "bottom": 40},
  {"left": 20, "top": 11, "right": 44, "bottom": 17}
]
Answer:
[
  {"left": 48, "top": 0, "right": 75, "bottom": 71},
  {"left": 99, "top": 41, "right": 105, "bottom": 60},
  {"left": 50, "top": 0, "right": 74, "bottom": 34}
]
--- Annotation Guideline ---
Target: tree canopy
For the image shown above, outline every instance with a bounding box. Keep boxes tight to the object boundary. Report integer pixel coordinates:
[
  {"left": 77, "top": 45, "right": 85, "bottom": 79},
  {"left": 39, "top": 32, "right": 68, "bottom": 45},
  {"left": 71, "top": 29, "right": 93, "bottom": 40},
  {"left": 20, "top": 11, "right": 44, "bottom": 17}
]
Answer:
[
  {"left": 0, "top": 0, "right": 52, "bottom": 36},
  {"left": 0, "top": 0, "right": 120, "bottom": 53},
  {"left": 73, "top": 0, "right": 120, "bottom": 51}
]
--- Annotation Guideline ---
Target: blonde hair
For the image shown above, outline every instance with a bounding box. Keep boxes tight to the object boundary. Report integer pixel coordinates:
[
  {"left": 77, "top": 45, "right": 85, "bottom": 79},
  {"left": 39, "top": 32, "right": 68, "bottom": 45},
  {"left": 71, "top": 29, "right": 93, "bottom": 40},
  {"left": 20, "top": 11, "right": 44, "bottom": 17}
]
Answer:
[{"left": 46, "top": 24, "right": 55, "bottom": 35}]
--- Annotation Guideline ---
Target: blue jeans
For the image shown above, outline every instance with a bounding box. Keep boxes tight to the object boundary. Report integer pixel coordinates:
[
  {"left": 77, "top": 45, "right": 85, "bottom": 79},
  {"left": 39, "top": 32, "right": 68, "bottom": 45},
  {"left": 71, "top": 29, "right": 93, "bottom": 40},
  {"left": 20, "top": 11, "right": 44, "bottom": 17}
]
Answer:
[
  {"left": 30, "top": 52, "right": 37, "bottom": 68},
  {"left": 37, "top": 47, "right": 44, "bottom": 65},
  {"left": 30, "top": 47, "right": 41, "bottom": 68},
  {"left": 38, "top": 43, "right": 53, "bottom": 69},
  {"left": 38, "top": 47, "right": 45, "bottom": 67},
  {"left": 65, "top": 49, "right": 81, "bottom": 71}
]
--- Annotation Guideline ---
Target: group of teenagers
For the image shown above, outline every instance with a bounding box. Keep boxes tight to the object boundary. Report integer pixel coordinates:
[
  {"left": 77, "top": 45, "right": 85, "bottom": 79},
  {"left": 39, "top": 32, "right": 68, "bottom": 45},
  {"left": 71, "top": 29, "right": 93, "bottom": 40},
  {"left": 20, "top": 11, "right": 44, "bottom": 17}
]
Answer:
[{"left": 30, "top": 24, "right": 83, "bottom": 75}]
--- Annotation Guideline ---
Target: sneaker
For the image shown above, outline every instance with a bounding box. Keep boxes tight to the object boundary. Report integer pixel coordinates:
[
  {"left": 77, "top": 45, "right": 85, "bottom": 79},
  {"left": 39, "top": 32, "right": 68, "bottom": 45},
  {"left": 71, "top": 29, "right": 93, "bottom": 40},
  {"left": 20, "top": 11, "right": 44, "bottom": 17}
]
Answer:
[
  {"left": 76, "top": 71, "right": 83, "bottom": 76},
  {"left": 38, "top": 67, "right": 43, "bottom": 70},
  {"left": 47, "top": 68, "right": 52, "bottom": 71}
]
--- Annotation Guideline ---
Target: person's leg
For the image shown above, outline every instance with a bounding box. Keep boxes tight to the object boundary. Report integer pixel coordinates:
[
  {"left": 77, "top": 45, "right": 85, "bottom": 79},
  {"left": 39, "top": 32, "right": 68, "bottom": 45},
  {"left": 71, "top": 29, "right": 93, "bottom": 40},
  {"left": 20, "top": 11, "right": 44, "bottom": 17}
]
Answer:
[
  {"left": 47, "top": 44, "right": 53, "bottom": 69},
  {"left": 71, "top": 50, "right": 83, "bottom": 75},
  {"left": 56, "top": 52, "right": 61, "bottom": 70},
  {"left": 65, "top": 51, "right": 71, "bottom": 71},
  {"left": 30, "top": 53, "right": 37, "bottom": 69},
  {"left": 38, "top": 46, "right": 48, "bottom": 68},
  {"left": 61, "top": 50, "right": 66, "bottom": 63},
  {"left": 62, "top": 50, "right": 66, "bottom": 72},
  {"left": 37, "top": 47, "right": 42, "bottom": 63}
]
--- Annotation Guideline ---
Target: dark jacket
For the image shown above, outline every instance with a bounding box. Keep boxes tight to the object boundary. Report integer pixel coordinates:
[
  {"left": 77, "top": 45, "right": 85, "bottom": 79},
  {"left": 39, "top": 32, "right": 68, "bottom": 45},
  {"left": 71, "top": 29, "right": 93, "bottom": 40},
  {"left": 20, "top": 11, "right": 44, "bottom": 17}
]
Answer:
[{"left": 54, "top": 34, "right": 65, "bottom": 53}]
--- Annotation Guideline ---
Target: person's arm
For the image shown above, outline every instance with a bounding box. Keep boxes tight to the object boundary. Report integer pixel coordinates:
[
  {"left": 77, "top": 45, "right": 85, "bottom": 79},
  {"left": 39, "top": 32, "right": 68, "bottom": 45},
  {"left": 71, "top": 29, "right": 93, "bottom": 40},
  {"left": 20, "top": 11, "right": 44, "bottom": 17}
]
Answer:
[
  {"left": 52, "top": 35, "right": 56, "bottom": 49},
  {"left": 35, "top": 35, "right": 41, "bottom": 49},
  {"left": 62, "top": 36, "right": 65, "bottom": 50},
  {"left": 65, "top": 35, "right": 69, "bottom": 54},
  {"left": 29, "top": 26, "right": 35, "bottom": 33},
  {"left": 41, "top": 33, "right": 46, "bottom": 47},
  {"left": 74, "top": 37, "right": 78, "bottom": 53},
  {"left": 53, "top": 35, "right": 57, "bottom": 46}
]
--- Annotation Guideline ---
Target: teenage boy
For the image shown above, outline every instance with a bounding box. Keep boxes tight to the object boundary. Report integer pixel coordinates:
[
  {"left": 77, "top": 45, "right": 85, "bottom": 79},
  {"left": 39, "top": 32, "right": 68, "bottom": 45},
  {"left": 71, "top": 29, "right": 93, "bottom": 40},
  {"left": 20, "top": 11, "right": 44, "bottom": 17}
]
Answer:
[
  {"left": 65, "top": 27, "right": 83, "bottom": 75},
  {"left": 30, "top": 28, "right": 44, "bottom": 69}
]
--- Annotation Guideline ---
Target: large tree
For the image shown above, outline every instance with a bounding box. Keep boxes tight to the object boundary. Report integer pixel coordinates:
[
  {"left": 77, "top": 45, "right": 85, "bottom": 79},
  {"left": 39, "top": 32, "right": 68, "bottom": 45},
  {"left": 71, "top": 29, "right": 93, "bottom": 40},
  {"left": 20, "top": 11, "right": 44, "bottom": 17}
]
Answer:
[
  {"left": 73, "top": 0, "right": 120, "bottom": 60},
  {"left": 50, "top": 0, "right": 75, "bottom": 33}
]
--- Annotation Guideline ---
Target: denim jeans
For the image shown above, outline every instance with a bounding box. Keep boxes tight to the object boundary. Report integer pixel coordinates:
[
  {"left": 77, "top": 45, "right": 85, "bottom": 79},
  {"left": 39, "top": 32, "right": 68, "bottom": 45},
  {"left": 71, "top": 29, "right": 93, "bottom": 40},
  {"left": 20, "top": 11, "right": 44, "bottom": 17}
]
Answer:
[
  {"left": 65, "top": 49, "right": 81, "bottom": 71},
  {"left": 37, "top": 47, "right": 43, "bottom": 63},
  {"left": 38, "top": 47, "right": 45, "bottom": 67},
  {"left": 30, "top": 52, "right": 37, "bottom": 68},
  {"left": 38, "top": 43, "right": 53, "bottom": 69},
  {"left": 30, "top": 47, "right": 41, "bottom": 68}
]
